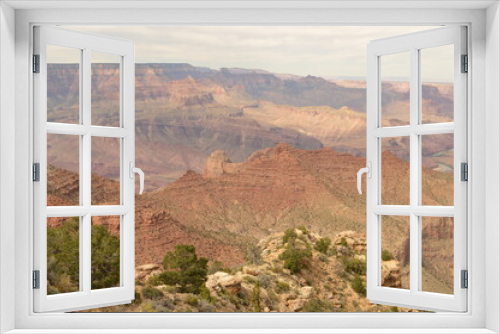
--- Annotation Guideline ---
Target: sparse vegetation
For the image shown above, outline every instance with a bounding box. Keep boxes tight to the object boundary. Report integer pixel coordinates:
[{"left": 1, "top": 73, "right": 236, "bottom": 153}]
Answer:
[
  {"left": 279, "top": 240, "right": 312, "bottom": 274},
  {"left": 282, "top": 228, "right": 298, "bottom": 244},
  {"left": 381, "top": 250, "right": 394, "bottom": 261},
  {"left": 208, "top": 261, "right": 227, "bottom": 275},
  {"left": 142, "top": 286, "right": 164, "bottom": 300},
  {"left": 251, "top": 283, "right": 262, "bottom": 312},
  {"left": 303, "top": 299, "right": 335, "bottom": 312},
  {"left": 275, "top": 281, "right": 290, "bottom": 294},
  {"left": 185, "top": 294, "right": 199, "bottom": 306},
  {"left": 314, "top": 237, "right": 331, "bottom": 254},
  {"left": 341, "top": 257, "right": 367, "bottom": 276},
  {"left": 160, "top": 245, "right": 208, "bottom": 294},
  {"left": 147, "top": 274, "right": 162, "bottom": 286},
  {"left": 351, "top": 275, "right": 366, "bottom": 297},
  {"left": 245, "top": 244, "right": 263, "bottom": 265},
  {"left": 340, "top": 237, "right": 348, "bottom": 247},
  {"left": 297, "top": 225, "right": 308, "bottom": 235}
]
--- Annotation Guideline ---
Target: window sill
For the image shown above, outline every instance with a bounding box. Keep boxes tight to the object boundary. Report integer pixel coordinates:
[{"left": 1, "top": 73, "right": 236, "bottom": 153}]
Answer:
[{"left": 4, "top": 329, "right": 497, "bottom": 334}]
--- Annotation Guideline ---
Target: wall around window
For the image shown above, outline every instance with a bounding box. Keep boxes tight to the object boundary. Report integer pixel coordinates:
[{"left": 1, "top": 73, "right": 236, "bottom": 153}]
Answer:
[{"left": 0, "top": 2, "right": 16, "bottom": 333}]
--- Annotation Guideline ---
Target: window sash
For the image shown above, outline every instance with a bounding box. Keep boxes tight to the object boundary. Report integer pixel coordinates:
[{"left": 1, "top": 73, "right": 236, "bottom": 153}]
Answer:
[
  {"left": 366, "top": 26, "right": 468, "bottom": 312},
  {"left": 32, "top": 26, "right": 136, "bottom": 313}
]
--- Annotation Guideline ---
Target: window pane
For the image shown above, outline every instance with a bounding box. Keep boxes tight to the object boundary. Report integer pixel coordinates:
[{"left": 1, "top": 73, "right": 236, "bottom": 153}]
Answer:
[
  {"left": 381, "top": 215, "right": 410, "bottom": 290},
  {"left": 47, "top": 134, "right": 80, "bottom": 206},
  {"left": 381, "top": 137, "right": 410, "bottom": 205},
  {"left": 91, "top": 216, "right": 121, "bottom": 290},
  {"left": 91, "top": 52, "right": 121, "bottom": 127},
  {"left": 421, "top": 217, "right": 454, "bottom": 294},
  {"left": 91, "top": 137, "right": 121, "bottom": 205},
  {"left": 421, "top": 134, "right": 454, "bottom": 206},
  {"left": 381, "top": 52, "right": 410, "bottom": 126},
  {"left": 421, "top": 45, "right": 454, "bottom": 124},
  {"left": 47, "top": 217, "right": 80, "bottom": 295},
  {"left": 47, "top": 45, "right": 80, "bottom": 124}
]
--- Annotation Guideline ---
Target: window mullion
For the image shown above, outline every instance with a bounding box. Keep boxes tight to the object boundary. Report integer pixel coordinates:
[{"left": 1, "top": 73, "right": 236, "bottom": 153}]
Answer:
[
  {"left": 82, "top": 47, "right": 92, "bottom": 294},
  {"left": 409, "top": 47, "right": 420, "bottom": 295}
]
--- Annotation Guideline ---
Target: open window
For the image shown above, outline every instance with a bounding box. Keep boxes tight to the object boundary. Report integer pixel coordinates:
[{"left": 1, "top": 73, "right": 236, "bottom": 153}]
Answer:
[
  {"left": 362, "top": 26, "right": 467, "bottom": 312},
  {"left": 33, "top": 26, "right": 140, "bottom": 312}
]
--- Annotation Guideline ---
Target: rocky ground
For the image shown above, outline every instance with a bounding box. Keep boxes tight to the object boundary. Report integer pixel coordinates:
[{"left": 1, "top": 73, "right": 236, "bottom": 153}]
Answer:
[{"left": 86, "top": 228, "right": 418, "bottom": 313}]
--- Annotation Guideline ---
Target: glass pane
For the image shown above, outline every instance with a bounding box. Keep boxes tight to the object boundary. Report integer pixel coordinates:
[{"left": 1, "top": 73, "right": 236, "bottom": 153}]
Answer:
[
  {"left": 47, "top": 44, "right": 80, "bottom": 124},
  {"left": 91, "top": 137, "right": 121, "bottom": 205},
  {"left": 91, "top": 216, "right": 121, "bottom": 290},
  {"left": 381, "top": 137, "right": 410, "bottom": 205},
  {"left": 47, "top": 134, "right": 80, "bottom": 206},
  {"left": 92, "top": 52, "right": 121, "bottom": 127},
  {"left": 421, "top": 45, "right": 454, "bottom": 124},
  {"left": 381, "top": 215, "right": 410, "bottom": 290},
  {"left": 421, "top": 217, "right": 454, "bottom": 294},
  {"left": 421, "top": 134, "right": 454, "bottom": 206},
  {"left": 381, "top": 52, "right": 410, "bottom": 126},
  {"left": 47, "top": 217, "right": 80, "bottom": 295}
]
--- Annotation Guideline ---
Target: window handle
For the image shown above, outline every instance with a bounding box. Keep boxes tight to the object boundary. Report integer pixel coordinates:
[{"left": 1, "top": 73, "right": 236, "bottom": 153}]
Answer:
[
  {"left": 357, "top": 162, "right": 372, "bottom": 194},
  {"left": 129, "top": 162, "right": 145, "bottom": 195}
]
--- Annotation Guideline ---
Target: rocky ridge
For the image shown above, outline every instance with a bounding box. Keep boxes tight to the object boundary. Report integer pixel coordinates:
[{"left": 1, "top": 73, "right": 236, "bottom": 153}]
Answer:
[{"left": 90, "top": 228, "right": 417, "bottom": 313}]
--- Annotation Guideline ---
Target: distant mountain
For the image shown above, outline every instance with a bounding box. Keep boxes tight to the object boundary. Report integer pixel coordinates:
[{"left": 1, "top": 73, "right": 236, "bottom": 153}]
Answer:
[{"left": 47, "top": 63, "right": 454, "bottom": 191}]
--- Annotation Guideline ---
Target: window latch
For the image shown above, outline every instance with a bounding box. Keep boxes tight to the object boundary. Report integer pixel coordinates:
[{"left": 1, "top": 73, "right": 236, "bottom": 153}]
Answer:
[
  {"left": 129, "top": 162, "right": 145, "bottom": 195},
  {"left": 357, "top": 162, "right": 372, "bottom": 194}
]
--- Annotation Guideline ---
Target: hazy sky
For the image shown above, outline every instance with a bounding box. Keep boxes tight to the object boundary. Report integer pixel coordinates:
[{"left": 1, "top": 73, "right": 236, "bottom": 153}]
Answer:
[{"left": 59, "top": 26, "right": 452, "bottom": 82}]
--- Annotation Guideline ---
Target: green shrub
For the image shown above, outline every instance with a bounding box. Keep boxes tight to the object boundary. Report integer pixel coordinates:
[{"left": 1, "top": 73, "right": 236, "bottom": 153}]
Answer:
[
  {"left": 208, "top": 261, "right": 224, "bottom": 274},
  {"left": 351, "top": 274, "right": 366, "bottom": 297},
  {"left": 160, "top": 245, "right": 208, "bottom": 294},
  {"left": 340, "top": 237, "right": 348, "bottom": 247},
  {"left": 47, "top": 217, "right": 121, "bottom": 293},
  {"left": 142, "top": 286, "right": 164, "bottom": 300},
  {"left": 147, "top": 274, "right": 162, "bottom": 286},
  {"left": 275, "top": 281, "right": 290, "bottom": 294},
  {"left": 303, "top": 299, "right": 334, "bottom": 312},
  {"left": 282, "top": 228, "right": 298, "bottom": 244},
  {"left": 279, "top": 241, "right": 312, "bottom": 274},
  {"left": 381, "top": 250, "right": 394, "bottom": 261},
  {"left": 133, "top": 291, "right": 142, "bottom": 305},
  {"left": 342, "top": 257, "right": 367, "bottom": 276},
  {"left": 390, "top": 306, "right": 399, "bottom": 312},
  {"left": 185, "top": 294, "right": 199, "bottom": 306},
  {"left": 199, "top": 285, "right": 214, "bottom": 303},
  {"left": 251, "top": 283, "right": 261, "bottom": 312},
  {"left": 314, "top": 237, "right": 331, "bottom": 254}
]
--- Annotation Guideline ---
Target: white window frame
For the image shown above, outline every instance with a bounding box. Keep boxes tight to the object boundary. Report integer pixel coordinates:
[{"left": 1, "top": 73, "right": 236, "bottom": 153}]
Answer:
[
  {"left": 366, "top": 26, "right": 467, "bottom": 312},
  {"left": 1, "top": 2, "right": 499, "bottom": 333},
  {"left": 33, "top": 26, "right": 136, "bottom": 312}
]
